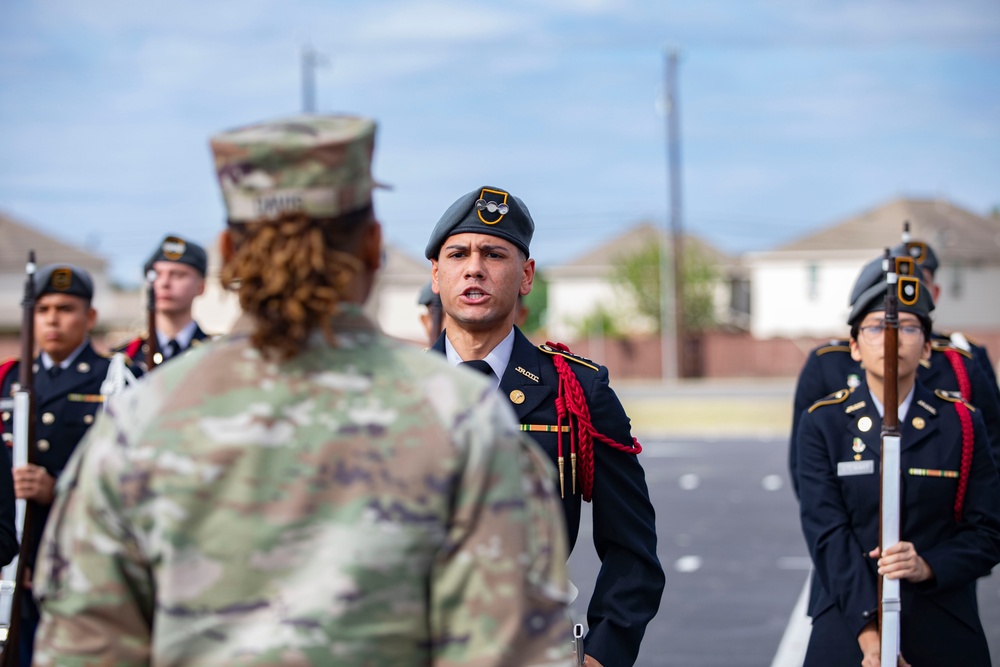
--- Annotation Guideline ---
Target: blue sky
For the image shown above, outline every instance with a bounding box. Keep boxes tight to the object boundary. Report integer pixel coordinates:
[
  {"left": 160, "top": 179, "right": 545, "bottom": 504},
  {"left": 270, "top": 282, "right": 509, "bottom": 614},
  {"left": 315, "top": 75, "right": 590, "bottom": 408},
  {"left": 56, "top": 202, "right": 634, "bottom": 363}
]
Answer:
[{"left": 1, "top": 0, "right": 997, "bottom": 284}]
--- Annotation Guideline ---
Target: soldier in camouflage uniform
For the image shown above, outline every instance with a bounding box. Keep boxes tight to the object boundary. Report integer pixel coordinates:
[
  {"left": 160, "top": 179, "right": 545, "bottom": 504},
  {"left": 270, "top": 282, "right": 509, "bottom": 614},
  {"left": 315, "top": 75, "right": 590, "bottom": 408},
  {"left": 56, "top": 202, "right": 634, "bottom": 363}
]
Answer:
[{"left": 33, "top": 115, "right": 574, "bottom": 666}]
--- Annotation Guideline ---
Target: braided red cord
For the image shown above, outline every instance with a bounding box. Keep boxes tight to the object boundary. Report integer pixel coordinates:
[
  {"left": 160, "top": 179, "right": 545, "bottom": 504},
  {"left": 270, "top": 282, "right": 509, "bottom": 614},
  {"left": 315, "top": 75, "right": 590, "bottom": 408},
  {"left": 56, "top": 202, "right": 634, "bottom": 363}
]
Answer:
[
  {"left": 943, "top": 348, "right": 972, "bottom": 402},
  {"left": 550, "top": 353, "right": 641, "bottom": 502},
  {"left": 953, "top": 400, "right": 975, "bottom": 523}
]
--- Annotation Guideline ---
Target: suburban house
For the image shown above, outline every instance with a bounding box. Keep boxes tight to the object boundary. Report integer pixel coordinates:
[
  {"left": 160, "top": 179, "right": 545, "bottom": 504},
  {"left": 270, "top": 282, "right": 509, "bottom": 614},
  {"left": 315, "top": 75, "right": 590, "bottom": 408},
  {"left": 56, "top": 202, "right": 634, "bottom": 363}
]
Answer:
[
  {"left": 0, "top": 212, "right": 137, "bottom": 352},
  {"left": 746, "top": 197, "right": 1000, "bottom": 340},
  {"left": 543, "top": 221, "right": 742, "bottom": 341}
]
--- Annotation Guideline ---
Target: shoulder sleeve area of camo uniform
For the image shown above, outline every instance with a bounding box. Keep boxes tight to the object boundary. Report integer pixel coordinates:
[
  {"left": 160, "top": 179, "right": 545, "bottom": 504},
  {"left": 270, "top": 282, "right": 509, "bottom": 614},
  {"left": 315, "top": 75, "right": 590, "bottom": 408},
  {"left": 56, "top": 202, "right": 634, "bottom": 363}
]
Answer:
[{"left": 33, "top": 401, "right": 155, "bottom": 666}]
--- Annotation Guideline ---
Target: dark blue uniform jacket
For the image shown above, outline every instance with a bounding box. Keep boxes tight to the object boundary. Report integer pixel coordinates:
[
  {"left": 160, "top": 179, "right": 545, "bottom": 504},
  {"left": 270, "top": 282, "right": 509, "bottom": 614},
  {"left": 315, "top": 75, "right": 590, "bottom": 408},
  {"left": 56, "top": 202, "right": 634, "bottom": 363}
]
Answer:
[
  {"left": 114, "top": 322, "right": 210, "bottom": 371},
  {"left": 790, "top": 338, "right": 1000, "bottom": 498},
  {"left": 797, "top": 381, "right": 1000, "bottom": 665},
  {"left": 0, "top": 342, "right": 112, "bottom": 569},
  {"left": 433, "top": 327, "right": 664, "bottom": 667}
]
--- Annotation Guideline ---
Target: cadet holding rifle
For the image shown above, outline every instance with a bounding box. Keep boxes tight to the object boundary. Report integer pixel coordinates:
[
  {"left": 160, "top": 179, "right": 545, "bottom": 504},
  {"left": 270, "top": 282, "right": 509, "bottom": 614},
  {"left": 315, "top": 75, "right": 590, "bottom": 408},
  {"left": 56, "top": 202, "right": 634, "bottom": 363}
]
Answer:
[
  {"left": 796, "top": 254, "right": 1000, "bottom": 666},
  {"left": 116, "top": 235, "right": 211, "bottom": 371},
  {"left": 0, "top": 264, "right": 127, "bottom": 667}
]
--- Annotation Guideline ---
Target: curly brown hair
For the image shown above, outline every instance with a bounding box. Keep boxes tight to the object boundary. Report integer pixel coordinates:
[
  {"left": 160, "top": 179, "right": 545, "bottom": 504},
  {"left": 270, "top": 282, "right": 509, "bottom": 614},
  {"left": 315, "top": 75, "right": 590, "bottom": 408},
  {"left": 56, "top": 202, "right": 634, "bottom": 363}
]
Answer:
[{"left": 221, "top": 207, "right": 373, "bottom": 360}]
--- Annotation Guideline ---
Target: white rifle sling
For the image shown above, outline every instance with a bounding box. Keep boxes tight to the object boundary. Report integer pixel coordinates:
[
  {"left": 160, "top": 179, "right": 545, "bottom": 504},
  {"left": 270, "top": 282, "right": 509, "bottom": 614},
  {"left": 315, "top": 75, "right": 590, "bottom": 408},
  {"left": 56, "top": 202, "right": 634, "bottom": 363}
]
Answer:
[{"left": 880, "top": 433, "right": 901, "bottom": 667}]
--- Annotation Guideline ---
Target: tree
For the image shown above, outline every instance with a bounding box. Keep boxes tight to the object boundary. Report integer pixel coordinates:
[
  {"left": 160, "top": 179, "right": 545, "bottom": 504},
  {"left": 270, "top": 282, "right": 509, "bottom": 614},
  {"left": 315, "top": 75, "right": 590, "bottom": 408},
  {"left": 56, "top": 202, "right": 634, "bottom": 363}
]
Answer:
[
  {"left": 521, "top": 271, "right": 548, "bottom": 334},
  {"left": 610, "top": 240, "right": 720, "bottom": 333}
]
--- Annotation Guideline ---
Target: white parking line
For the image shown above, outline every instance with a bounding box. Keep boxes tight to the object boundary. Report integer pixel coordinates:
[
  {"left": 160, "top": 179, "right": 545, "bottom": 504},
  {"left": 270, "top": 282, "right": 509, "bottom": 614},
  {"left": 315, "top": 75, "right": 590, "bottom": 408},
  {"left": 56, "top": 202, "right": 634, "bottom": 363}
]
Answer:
[{"left": 770, "top": 572, "right": 811, "bottom": 667}]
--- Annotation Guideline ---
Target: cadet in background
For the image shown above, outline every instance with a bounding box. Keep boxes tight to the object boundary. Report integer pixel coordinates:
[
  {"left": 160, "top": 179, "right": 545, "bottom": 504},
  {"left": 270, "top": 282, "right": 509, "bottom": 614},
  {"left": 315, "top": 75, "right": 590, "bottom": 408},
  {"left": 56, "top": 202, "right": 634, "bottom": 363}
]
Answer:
[
  {"left": 0, "top": 265, "right": 121, "bottom": 666},
  {"left": 116, "top": 235, "right": 211, "bottom": 370},
  {"left": 790, "top": 241, "right": 1000, "bottom": 495},
  {"left": 796, "top": 256, "right": 1000, "bottom": 665}
]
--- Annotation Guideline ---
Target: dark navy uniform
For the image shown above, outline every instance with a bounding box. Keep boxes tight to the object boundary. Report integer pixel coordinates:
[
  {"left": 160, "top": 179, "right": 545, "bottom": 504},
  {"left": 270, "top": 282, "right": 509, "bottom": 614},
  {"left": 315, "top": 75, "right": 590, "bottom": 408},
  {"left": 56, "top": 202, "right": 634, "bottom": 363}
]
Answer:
[
  {"left": 790, "top": 337, "right": 1000, "bottom": 497},
  {"left": 0, "top": 440, "right": 16, "bottom": 568},
  {"left": 433, "top": 327, "right": 664, "bottom": 667},
  {"left": 0, "top": 342, "right": 113, "bottom": 659},
  {"left": 115, "top": 323, "right": 211, "bottom": 371},
  {"left": 797, "top": 382, "right": 1000, "bottom": 665}
]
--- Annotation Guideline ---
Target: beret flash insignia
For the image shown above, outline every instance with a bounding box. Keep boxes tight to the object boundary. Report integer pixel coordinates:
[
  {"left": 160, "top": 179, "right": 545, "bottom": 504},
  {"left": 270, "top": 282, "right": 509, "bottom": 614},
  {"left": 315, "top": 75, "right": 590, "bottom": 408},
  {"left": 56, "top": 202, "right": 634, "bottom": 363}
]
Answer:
[
  {"left": 50, "top": 268, "right": 72, "bottom": 291},
  {"left": 162, "top": 236, "right": 187, "bottom": 261},
  {"left": 475, "top": 188, "right": 509, "bottom": 225}
]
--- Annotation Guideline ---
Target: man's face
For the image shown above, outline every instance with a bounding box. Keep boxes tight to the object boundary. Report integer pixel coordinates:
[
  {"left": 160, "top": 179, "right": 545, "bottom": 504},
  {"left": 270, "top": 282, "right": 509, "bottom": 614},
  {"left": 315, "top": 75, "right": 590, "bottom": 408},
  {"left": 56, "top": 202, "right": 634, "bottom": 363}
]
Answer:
[
  {"left": 35, "top": 294, "right": 96, "bottom": 363},
  {"left": 431, "top": 233, "right": 534, "bottom": 334},
  {"left": 152, "top": 261, "right": 205, "bottom": 316}
]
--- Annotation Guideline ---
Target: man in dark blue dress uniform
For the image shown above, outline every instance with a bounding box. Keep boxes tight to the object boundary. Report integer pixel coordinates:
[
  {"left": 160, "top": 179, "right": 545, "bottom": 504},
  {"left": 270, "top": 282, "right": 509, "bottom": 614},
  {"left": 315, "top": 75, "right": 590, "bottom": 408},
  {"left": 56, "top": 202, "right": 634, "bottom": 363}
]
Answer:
[
  {"left": 0, "top": 265, "right": 122, "bottom": 665},
  {"left": 116, "top": 235, "right": 211, "bottom": 370},
  {"left": 425, "top": 186, "right": 664, "bottom": 667}
]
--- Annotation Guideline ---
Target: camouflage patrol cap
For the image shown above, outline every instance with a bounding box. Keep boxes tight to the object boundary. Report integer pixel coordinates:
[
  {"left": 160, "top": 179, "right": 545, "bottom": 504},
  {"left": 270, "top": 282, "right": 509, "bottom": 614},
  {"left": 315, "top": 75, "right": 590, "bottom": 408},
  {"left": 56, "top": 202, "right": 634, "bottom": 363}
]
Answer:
[
  {"left": 34, "top": 264, "right": 94, "bottom": 301},
  {"left": 847, "top": 255, "right": 935, "bottom": 326},
  {"left": 144, "top": 234, "right": 208, "bottom": 276},
  {"left": 891, "top": 240, "right": 939, "bottom": 275},
  {"left": 417, "top": 280, "right": 441, "bottom": 308},
  {"left": 209, "top": 114, "right": 377, "bottom": 223},
  {"left": 425, "top": 186, "right": 534, "bottom": 259}
]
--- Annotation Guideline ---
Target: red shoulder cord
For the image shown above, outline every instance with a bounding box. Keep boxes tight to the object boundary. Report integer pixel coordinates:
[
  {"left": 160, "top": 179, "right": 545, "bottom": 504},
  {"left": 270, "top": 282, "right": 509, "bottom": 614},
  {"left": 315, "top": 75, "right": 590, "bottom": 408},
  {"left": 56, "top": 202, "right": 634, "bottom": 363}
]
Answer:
[
  {"left": 953, "top": 400, "right": 975, "bottom": 523},
  {"left": 943, "top": 347, "right": 975, "bottom": 521},
  {"left": 546, "top": 342, "right": 642, "bottom": 503},
  {"left": 943, "top": 348, "right": 972, "bottom": 402},
  {"left": 124, "top": 338, "right": 143, "bottom": 360}
]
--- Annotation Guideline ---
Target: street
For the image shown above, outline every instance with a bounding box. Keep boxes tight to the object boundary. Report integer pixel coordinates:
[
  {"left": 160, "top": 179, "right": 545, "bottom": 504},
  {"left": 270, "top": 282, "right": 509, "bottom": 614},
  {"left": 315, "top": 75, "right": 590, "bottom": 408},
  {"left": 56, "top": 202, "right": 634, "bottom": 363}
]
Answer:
[{"left": 569, "top": 435, "right": 1000, "bottom": 666}]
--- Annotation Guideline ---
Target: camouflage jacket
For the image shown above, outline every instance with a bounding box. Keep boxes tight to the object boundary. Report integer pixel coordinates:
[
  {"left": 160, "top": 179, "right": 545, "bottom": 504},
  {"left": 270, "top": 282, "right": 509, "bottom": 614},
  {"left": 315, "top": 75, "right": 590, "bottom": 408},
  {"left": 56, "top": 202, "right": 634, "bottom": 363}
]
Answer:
[{"left": 34, "top": 308, "right": 573, "bottom": 666}]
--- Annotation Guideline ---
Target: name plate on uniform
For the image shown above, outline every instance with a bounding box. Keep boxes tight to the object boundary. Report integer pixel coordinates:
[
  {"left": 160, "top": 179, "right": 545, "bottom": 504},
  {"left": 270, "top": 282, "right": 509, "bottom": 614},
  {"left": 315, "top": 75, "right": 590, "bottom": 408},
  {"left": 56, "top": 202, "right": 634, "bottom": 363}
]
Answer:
[{"left": 837, "top": 460, "right": 874, "bottom": 477}]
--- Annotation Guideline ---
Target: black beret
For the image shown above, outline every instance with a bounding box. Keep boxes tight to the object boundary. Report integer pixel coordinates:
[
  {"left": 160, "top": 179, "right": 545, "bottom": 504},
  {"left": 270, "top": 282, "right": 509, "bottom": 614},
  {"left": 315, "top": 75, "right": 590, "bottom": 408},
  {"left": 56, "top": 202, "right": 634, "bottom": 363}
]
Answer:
[
  {"left": 417, "top": 281, "right": 441, "bottom": 308},
  {"left": 144, "top": 235, "right": 208, "bottom": 276},
  {"left": 890, "top": 240, "right": 939, "bottom": 275},
  {"left": 847, "top": 255, "right": 935, "bottom": 326},
  {"left": 425, "top": 186, "right": 534, "bottom": 259},
  {"left": 34, "top": 264, "right": 94, "bottom": 301}
]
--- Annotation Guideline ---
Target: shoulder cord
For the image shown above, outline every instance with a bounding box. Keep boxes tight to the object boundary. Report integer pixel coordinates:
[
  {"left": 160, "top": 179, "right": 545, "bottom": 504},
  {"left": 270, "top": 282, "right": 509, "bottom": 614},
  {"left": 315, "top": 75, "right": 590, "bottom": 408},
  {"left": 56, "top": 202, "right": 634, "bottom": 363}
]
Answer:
[
  {"left": 943, "top": 348, "right": 972, "bottom": 402},
  {"left": 124, "top": 337, "right": 143, "bottom": 360},
  {"left": 953, "top": 400, "right": 975, "bottom": 523},
  {"left": 937, "top": 349, "right": 974, "bottom": 522},
  {"left": 549, "top": 352, "right": 642, "bottom": 502}
]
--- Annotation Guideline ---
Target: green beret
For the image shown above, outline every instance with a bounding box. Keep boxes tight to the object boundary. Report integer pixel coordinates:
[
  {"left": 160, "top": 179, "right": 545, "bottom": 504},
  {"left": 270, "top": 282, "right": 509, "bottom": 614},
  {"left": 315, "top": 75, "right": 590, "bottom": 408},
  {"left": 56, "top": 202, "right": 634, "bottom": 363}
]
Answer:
[
  {"left": 847, "top": 255, "right": 935, "bottom": 326},
  {"left": 425, "top": 186, "right": 534, "bottom": 259},
  {"left": 34, "top": 264, "right": 94, "bottom": 301},
  {"left": 144, "top": 235, "right": 208, "bottom": 276},
  {"left": 210, "top": 114, "right": 377, "bottom": 222}
]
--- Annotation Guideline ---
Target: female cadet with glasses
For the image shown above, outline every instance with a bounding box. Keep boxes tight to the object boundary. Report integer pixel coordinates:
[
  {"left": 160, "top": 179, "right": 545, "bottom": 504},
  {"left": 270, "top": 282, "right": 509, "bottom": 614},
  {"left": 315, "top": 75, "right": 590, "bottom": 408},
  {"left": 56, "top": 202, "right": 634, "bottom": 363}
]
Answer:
[{"left": 796, "top": 256, "right": 1000, "bottom": 667}]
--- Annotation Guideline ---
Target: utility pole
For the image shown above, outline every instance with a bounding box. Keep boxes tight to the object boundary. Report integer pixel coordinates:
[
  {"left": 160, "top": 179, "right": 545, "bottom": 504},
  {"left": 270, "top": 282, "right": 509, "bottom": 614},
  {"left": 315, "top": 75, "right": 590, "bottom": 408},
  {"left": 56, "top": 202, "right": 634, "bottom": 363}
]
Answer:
[
  {"left": 301, "top": 44, "right": 327, "bottom": 113},
  {"left": 662, "top": 48, "right": 685, "bottom": 379}
]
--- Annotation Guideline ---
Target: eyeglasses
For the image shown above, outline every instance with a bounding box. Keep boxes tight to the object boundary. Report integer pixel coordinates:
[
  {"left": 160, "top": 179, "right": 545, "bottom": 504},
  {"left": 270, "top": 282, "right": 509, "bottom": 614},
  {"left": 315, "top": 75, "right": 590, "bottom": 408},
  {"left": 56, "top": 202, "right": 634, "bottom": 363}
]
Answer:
[{"left": 858, "top": 322, "right": 924, "bottom": 342}]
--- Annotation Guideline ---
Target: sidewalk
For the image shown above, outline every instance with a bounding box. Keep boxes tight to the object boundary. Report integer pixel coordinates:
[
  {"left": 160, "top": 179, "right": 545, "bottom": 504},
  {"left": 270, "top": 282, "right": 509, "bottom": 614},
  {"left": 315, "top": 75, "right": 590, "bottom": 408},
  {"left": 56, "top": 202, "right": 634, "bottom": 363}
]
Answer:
[{"left": 614, "top": 377, "right": 796, "bottom": 439}]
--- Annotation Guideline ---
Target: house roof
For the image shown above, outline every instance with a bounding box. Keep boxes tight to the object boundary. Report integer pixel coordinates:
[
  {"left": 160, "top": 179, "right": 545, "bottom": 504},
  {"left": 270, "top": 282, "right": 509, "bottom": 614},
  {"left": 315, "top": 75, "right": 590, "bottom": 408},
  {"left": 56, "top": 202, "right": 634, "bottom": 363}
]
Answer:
[
  {"left": 767, "top": 198, "right": 1000, "bottom": 263},
  {"left": 0, "top": 211, "right": 106, "bottom": 273},
  {"left": 544, "top": 221, "right": 731, "bottom": 278},
  {"left": 381, "top": 242, "right": 427, "bottom": 279}
]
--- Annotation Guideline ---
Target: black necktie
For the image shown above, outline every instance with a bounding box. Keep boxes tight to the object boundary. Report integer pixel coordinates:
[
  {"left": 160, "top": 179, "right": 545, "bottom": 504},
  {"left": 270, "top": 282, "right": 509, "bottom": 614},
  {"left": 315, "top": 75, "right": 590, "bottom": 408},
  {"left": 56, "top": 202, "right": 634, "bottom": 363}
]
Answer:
[
  {"left": 166, "top": 340, "right": 181, "bottom": 359},
  {"left": 460, "top": 359, "right": 495, "bottom": 379},
  {"left": 47, "top": 366, "right": 62, "bottom": 379}
]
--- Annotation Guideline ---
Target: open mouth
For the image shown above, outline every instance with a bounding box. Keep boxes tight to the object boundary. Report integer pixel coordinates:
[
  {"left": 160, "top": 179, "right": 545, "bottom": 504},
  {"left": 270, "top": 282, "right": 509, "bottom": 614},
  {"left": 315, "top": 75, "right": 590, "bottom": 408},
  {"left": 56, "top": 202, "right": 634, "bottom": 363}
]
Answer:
[{"left": 462, "top": 288, "right": 487, "bottom": 301}]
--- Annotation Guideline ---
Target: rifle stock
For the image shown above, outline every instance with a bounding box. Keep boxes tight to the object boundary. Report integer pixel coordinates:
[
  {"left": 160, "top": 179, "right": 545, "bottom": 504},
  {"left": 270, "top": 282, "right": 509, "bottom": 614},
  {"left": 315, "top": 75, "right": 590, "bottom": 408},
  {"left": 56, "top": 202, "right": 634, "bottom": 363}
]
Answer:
[
  {"left": 0, "top": 252, "right": 38, "bottom": 665},
  {"left": 146, "top": 269, "right": 160, "bottom": 370}
]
